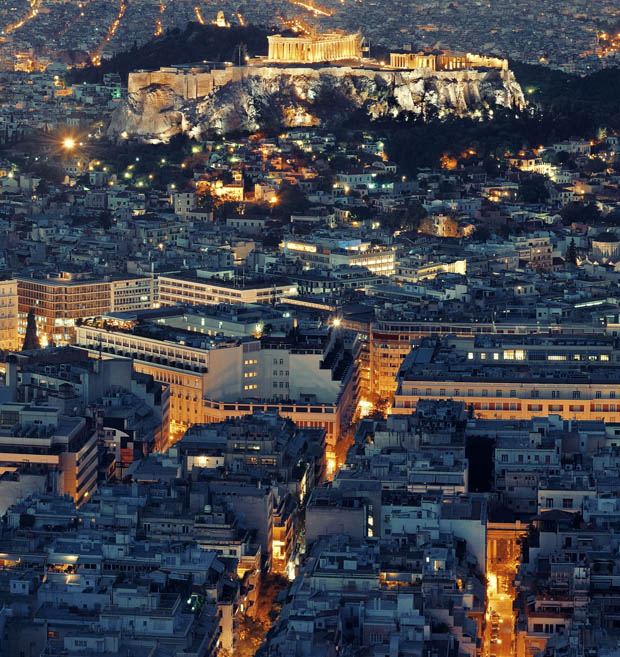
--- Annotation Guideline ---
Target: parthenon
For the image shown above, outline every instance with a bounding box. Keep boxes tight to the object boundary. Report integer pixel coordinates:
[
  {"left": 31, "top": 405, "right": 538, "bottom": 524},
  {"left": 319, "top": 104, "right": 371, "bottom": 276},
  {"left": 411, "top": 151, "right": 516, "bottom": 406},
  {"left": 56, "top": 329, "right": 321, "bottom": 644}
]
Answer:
[{"left": 267, "top": 32, "right": 363, "bottom": 64}]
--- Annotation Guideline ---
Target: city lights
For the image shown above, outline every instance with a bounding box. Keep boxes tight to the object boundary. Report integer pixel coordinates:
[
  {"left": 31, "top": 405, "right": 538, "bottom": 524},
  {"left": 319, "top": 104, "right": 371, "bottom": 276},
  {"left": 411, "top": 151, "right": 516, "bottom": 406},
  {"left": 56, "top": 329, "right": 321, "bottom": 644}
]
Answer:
[{"left": 1, "top": 5, "right": 618, "bottom": 656}]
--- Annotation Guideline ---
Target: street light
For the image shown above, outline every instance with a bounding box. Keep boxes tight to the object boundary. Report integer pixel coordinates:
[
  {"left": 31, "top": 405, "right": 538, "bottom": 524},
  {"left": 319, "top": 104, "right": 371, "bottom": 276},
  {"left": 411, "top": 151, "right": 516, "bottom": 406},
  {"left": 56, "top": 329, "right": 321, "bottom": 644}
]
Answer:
[{"left": 62, "top": 137, "right": 76, "bottom": 150}]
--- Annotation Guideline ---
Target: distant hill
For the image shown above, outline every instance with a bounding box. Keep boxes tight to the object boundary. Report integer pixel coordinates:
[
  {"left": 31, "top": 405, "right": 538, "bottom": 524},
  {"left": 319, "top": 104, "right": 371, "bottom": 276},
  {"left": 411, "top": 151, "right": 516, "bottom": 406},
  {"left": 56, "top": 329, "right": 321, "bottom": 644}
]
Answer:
[{"left": 68, "top": 22, "right": 273, "bottom": 84}]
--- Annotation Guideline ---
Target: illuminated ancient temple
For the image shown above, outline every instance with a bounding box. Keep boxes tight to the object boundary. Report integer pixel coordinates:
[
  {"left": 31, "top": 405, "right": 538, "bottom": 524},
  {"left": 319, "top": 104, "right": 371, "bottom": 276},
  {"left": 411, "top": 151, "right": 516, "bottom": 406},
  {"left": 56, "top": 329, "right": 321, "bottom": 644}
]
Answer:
[{"left": 267, "top": 32, "right": 363, "bottom": 64}]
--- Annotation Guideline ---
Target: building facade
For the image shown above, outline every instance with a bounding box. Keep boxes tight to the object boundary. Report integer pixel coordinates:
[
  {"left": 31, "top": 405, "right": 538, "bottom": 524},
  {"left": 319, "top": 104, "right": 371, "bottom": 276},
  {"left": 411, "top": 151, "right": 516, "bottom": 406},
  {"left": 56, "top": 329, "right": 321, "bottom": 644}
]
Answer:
[
  {"left": 393, "top": 336, "right": 620, "bottom": 423},
  {"left": 16, "top": 275, "right": 153, "bottom": 346},
  {"left": 0, "top": 279, "right": 18, "bottom": 351},
  {"left": 157, "top": 273, "right": 298, "bottom": 307}
]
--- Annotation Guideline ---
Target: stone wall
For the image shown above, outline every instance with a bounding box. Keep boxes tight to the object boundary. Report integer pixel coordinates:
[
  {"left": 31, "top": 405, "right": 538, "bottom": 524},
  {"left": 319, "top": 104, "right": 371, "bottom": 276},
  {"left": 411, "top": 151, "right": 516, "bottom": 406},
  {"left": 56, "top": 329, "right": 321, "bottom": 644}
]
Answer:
[{"left": 127, "top": 65, "right": 242, "bottom": 99}]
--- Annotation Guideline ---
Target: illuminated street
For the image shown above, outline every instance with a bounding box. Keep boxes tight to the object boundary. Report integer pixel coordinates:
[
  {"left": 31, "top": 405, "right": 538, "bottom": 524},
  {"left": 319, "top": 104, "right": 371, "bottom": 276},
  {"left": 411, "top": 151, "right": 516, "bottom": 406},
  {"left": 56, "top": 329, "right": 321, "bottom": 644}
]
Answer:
[{"left": 485, "top": 527, "right": 524, "bottom": 657}]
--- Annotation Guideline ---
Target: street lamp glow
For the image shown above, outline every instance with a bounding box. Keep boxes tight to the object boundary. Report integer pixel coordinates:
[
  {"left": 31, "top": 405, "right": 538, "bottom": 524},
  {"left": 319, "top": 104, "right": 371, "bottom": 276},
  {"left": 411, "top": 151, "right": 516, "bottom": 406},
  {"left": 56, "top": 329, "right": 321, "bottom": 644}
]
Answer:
[{"left": 63, "top": 137, "right": 76, "bottom": 150}]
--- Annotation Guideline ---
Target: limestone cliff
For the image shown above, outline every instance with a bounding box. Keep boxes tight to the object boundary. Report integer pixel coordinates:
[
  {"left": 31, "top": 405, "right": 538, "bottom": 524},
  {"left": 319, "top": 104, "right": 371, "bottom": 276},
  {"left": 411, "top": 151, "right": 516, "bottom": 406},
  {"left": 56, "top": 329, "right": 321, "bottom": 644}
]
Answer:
[{"left": 109, "top": 65, "right": 525, "bottom": 142}]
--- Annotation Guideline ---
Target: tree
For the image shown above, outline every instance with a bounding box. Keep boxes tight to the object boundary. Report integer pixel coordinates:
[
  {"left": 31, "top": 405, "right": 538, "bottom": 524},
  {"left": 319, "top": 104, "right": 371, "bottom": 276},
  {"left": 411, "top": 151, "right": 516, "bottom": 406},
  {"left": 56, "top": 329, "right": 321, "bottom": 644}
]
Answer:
[
  {"left": 565, "top": 238, "right": 577, "bottom": 264},
  {"left": 518, "top": 174, "right": 549, "bottom": 203},
  {"left": 22, "top": 308, "right": 41, "bottom": 351},
  {"left": 583, "top": 157, "right": 606, "bottom": 174},
  {"left": 273, "top": 182, "right": 310, "bottom": 219},
  {"left": 402, "top": 201, "right": 427, "bottom": 232},
  {"left": 560, "top": 201, "right": 600, "bottom": 225}
]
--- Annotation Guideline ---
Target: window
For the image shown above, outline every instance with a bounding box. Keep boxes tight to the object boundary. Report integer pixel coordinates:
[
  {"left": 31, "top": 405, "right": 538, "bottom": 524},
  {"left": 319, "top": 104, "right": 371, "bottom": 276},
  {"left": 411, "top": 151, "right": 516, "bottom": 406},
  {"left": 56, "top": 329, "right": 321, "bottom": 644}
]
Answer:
[
  {"left": 572, "top": 391, "right": 581, "bottom": 399},
  {"left": 611, "top": 392, "right": 616, "bottom": 399},
  {"left": 501, "top": 454, "right": 508, "bottom": 462},
  {"left": 545, "top": 498, "right": 553, "bottom": 508},
  {"left": 493, "top": 352, "right": 499, "bottom": 360},
  {"left": 563, "top": 498, "right": 573, "bottom": 509},
  {"left": 467, "top": 352, "right": 474, "bottom": 360},
  {"left": 496, "top": 390, "right": 502, "bottom": 397},
  {"left": 510, "top": 390, "right": 516, "bottom": 397},
  {"left": 596, "top": 391, "right": 602, "bottom": 399}
]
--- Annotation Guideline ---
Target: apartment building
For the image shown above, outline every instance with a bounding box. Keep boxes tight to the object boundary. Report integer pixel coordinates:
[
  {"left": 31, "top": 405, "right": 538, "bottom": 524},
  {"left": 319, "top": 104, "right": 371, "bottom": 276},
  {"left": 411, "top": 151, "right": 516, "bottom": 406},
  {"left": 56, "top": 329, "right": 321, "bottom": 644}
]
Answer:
[
  {"left": 157, "top": 271, "right": 298, "bottom": 307},
  {"left": 510, "top": 234, "right": 553, "bottom": 271},
  {"left": 0, "top": 279, "right": 18, "bottom": 351},
  {"left": 393, "top": 335, "right": 620, "bottom": 423},
  {"left": 363, "top": 313, "right": 602, "bottom": 402},
  {"left": 281, "top": 238, "right": 396, "bottom": 276},
  {"left": 0, "top": 402, "right": 98, "bottom": 504},
  {"left": 75, "top": 314, "right": 356, "bottom": 465},
  {"left": 16, "top": 274, "right": 153, "bottom": 345}
]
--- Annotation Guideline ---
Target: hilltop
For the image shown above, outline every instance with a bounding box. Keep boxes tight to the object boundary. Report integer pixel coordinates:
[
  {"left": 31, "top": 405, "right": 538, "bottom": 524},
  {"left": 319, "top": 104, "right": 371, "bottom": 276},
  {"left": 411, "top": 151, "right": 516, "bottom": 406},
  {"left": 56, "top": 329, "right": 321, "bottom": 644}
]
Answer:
[{"left": 68, "top": 22, "right": 273, "bottom": 85}]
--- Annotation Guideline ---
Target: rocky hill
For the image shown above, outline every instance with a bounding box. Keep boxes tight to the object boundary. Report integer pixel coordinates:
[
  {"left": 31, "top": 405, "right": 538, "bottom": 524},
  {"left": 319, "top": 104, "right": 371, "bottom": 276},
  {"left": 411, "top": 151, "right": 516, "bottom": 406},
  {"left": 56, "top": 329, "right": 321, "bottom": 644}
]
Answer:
[{"left": 108, "top": 64, "right": 525, "bottom": 141}]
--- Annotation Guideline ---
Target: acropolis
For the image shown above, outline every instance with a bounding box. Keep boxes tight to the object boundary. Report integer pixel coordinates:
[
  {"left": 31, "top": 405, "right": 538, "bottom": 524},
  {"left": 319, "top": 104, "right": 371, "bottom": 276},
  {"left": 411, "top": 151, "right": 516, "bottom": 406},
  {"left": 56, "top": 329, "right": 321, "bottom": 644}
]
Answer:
[
  {"left": 116, "top": 29, "right": 523, "bottom": 140},
  {"left": 127, "top": 31, "right": 510, "bottom": 98}
]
